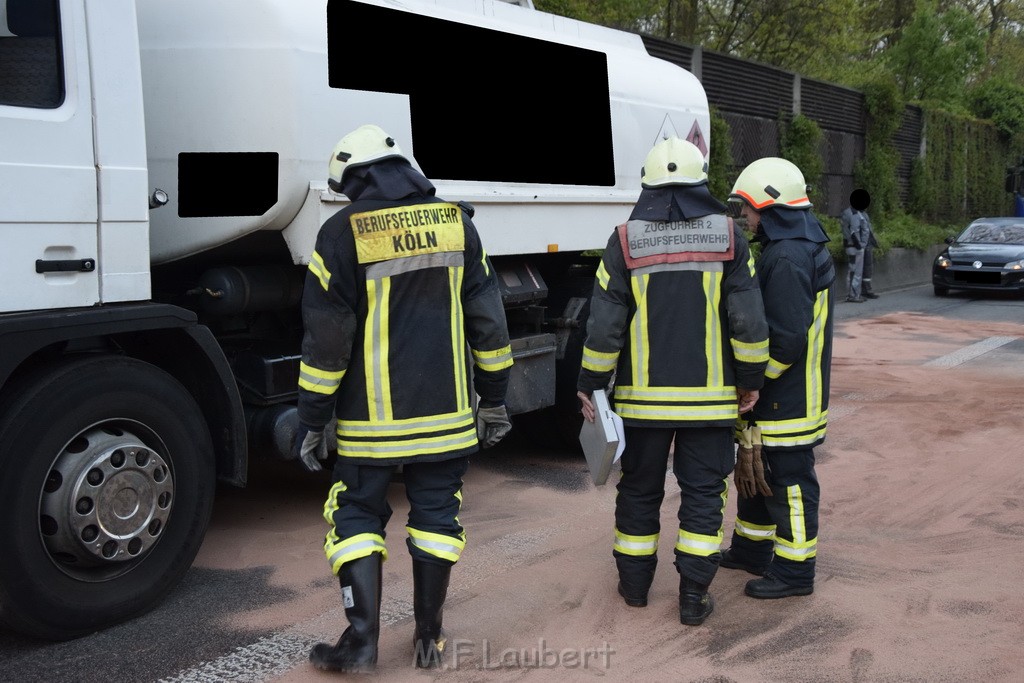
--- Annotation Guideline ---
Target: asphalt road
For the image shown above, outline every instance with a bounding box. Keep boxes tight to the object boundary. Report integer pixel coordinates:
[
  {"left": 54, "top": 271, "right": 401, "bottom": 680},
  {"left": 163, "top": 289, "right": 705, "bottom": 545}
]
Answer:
[{"left": 1, "top": 282, "right": 1022, "bottom": 682}]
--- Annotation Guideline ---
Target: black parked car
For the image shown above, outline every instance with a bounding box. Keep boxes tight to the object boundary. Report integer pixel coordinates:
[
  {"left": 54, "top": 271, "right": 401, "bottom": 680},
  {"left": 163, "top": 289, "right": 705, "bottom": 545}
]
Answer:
[{"left": 932, "top": 217, "right": 1024, "bottom": 296}]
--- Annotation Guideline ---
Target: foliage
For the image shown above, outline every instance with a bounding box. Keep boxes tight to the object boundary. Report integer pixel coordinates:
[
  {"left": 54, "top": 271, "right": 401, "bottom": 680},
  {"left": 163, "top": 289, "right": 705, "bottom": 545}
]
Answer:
[
  {"left": 885, "top": 3, "right": 985, "bottom": 105},
  {"left": 910, "top": 108, "right": 1011, "bottom": 224},
  {"left": 779, "top": 114, "right": 823, "bottom": 205},
  {"left": 969, "top": 77, "right": 1024, "bottom": 142},
  {"left": 854, "top": 79, "right": 903, "bottom": 219},
  {"left": 707, "top": 105, "right": 733, "bottom": 201}
]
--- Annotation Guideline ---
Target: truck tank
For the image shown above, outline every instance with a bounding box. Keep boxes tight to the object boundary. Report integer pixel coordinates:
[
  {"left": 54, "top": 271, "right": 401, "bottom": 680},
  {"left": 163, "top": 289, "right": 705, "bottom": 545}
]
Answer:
[{"left": 136, "top": 0, "right": 709, "bottom": 265}]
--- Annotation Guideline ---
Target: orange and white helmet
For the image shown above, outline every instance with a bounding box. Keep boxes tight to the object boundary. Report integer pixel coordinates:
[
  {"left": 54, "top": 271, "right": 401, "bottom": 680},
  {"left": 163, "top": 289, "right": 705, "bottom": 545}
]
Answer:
[{"left": 729, "top": 157, "right": 812, "bottom": 210}]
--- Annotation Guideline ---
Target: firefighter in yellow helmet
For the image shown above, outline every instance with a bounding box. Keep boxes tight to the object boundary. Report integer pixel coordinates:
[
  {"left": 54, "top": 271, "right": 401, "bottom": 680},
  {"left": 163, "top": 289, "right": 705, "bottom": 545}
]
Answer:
[
  {"left": 577, "top": 136, "right": 769, "bottom": 625},
  {"left": 720, "top": 156, "right": 835, "bottom": 599},
  {"left": 296, "top": 124, "right": 513, "bottom": 672}
]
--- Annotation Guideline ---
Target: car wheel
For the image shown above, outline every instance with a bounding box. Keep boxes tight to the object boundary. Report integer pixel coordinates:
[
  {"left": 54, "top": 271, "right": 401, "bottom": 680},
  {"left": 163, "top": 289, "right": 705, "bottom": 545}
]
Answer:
[
  {"left": 933, "top": 285, "right": 949, "bottom": 296},
  {"left": 0, "top": 355, "right": 215, "bottom": 640}
]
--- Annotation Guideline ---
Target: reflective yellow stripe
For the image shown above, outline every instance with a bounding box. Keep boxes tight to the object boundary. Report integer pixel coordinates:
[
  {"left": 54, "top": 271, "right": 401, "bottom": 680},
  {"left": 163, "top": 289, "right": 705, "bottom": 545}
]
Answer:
[
  {"left": 613, "top": 529, "right": 659, "bottom": 556},
  {"left": 322, "top": 478, "right": 349, "bottom": 526},
  {"left": 765, "top": 356, "right": 790, "bottom": 379},
  {"left": 629, "top": 274, "right": 650, "bottom": 385},
  {"left": 614, "top": 384, "right": 739, "bottom": 421},
  {"left": 788, "top": 484, "right": 806, "bottom": 544},
  {"left": 596, "top": 260, "right": 610, "bottom": 290},
  {"left": 362, "top": 278, "right": 393, "bottom": 421},
  {"left": 774, "top": 535, "right": 817, "bottom": 561},
  {"left": 806, "top": 288, "right": 829, "bottom": 419},
  {"left": 449, "top": 267, "right": 468, "bottom": 410},
  {"left": 614, "top": 402, "right": 738, "bottom": 421},
  {"left": 675, "top": 529, "right": 723, "bottom": 557},
  {"left": 758, "top": 411, "right": 828, "bottom": 447},
  {"left": 324, "top": 532, "right": 387, "bottom": 574},
  {"left": 472, "top": 345, "right": 513, "bottom": 371},
  {"left": 298, "top": 361, "right": 345, "bottom": 395},
  {"left": 379, "top": 278, "right": 393, "bottom": 420},
  {"left": 731, "top": 338, "right": 769, "bottom": 363},
  {"left": 582, "top": 346, "right": 618, "bottom": 373},
  {"left": 703, "top": 271, "right": 723, "bottom": 386},
  {"left": 734, "top": 517, "right": 775, "bottom": 541},
  {"left": 746, "top": 251, "right": 756, "bottom": 277},
  {"left": 337, "top": 427, "right": 478, "bottom": 459},
  {"left": 338, "top": 410, "right": 474, "bottom": 437},
  {"left": 481, "top": 248, "right": 490, "bottom": 277},
  {"left": 615, "top": 385, "right": 736, "bottom": 401},
  {"left": 309, "top": 250, "right": 331, "bottom": 291},
  {"left": 407, "top": 526, "right": 466, "bottom": 563}
]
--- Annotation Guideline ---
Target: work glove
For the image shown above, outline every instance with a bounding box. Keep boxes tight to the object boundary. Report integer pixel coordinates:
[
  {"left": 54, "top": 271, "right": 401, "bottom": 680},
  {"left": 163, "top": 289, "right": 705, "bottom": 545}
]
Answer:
[
  {"left": 734, "top": 424, "right": 772, "bottom": 498},
  {"left": 293, "top": 424, "right": 330, "bottom": 473},
  {"left": 476, "top": 404, "right": 511, "bottom": 449}
]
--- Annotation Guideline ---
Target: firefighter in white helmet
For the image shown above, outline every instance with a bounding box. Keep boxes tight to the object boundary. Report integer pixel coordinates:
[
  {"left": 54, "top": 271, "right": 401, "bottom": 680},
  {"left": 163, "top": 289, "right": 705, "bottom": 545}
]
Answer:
[
  {"left": 296, "top": 124, "right": 513, "bottom": 672},
  {"left": 577, "top": 136, "right": 769, "bottom": 626},
  {"left": 720, "top": 156, "right": 835, "bottom": 599}
]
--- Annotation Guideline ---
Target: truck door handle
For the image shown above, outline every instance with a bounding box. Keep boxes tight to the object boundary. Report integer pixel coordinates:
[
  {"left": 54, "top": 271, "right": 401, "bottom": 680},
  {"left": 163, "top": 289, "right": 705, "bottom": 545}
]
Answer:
[{"left": 36, "top": 258, "right": 96, "bottom": 273}]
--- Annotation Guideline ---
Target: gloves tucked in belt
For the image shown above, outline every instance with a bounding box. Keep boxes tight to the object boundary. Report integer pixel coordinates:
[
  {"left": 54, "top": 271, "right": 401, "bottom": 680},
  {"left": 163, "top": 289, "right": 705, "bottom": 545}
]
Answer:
[
  {"left": 476, "top": 404, "right": 511, "bottom": 449},
  {"left": 293, "top": 423, "right": 330, "bottom": 473},
  {"left": 734, "top": 424, "right": 772, "bottom": 498}
]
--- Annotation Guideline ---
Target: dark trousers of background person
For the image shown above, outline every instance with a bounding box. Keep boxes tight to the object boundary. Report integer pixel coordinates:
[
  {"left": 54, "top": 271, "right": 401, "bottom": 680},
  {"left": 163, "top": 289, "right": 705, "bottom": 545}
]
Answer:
[{"left": 614, "top": 426, "right": 733, "bottom": 587}]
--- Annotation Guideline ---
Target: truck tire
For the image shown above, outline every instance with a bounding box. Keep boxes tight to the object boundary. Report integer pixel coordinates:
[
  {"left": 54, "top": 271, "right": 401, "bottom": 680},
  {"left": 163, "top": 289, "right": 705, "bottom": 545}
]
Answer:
[{"left": 0, "top": 355, "right": 215, "bottom": 640}]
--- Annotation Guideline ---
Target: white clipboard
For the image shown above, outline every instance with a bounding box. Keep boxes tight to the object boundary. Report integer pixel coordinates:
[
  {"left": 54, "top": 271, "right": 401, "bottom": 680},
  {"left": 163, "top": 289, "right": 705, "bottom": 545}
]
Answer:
[{"left": 578, "top": 389, "right": 625, "bottom": 486}]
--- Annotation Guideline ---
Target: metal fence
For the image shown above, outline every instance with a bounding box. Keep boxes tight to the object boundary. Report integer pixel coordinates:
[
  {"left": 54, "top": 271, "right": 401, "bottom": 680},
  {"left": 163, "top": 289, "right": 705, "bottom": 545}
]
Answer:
[{"left": 641, "top": 35, "right": 926, "bottom": 218}]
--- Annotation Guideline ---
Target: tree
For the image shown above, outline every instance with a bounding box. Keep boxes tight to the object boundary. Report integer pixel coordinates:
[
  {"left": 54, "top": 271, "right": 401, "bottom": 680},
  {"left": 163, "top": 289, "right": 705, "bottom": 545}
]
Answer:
[{"left": 885, "top": 2, "right": 986, "bottom": 103}]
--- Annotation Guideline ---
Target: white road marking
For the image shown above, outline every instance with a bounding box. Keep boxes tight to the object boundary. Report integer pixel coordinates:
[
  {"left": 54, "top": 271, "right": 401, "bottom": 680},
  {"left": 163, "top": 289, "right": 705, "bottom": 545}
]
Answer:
[{"left": 922, "top": 336, "right": 1019, "bottom": 368}]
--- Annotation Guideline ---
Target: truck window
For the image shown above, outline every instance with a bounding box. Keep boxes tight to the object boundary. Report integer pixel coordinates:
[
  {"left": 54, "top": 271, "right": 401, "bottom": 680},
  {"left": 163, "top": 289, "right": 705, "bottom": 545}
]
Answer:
[
  {"left": 328, "top": 0, "right": 615, "bottom": 187},
  {"left": 0, "top": 0, "right": 63, "bottom": 109}
]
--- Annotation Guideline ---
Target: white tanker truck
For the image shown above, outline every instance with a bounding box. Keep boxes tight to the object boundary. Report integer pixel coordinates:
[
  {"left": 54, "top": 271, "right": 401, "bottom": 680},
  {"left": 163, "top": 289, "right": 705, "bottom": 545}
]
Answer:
[{"left": 0, "top": 0, "right": 710, "bottom": 639}]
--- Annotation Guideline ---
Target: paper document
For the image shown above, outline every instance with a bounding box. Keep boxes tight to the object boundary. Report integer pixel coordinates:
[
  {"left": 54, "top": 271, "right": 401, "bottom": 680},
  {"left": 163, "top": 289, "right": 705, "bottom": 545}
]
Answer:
[{"left": 578, "top": 389, "right": 625, "bottom": 486}]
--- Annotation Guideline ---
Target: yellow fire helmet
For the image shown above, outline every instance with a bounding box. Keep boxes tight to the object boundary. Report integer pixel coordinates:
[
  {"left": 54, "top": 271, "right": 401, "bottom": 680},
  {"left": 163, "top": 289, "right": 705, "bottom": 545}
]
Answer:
[
  {"left": 640, "top": 136, "right": 708, "bottom": 188},
  {"left": 328, "top": 124, "right": 408, "bottom": 192},
  {"left": 729, "top": 157, "right": 812, "bottom": 210}
]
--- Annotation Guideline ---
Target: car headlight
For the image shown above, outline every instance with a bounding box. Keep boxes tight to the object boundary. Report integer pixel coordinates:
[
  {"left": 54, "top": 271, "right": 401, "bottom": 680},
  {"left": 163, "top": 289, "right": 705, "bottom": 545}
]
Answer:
[
  {"left": 936, "top": 255, "right": 952, "bottom": 268},
  {"left": 1006, "top": 259, "right": 1024, "bottom": 270}
]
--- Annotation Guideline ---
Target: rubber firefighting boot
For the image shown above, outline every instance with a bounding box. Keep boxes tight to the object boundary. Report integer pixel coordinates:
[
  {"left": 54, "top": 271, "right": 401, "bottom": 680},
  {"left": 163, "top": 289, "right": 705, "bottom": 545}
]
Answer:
[
  {"left": 678, "top": 574, "right": 714, "bottom": 626},
  {"left": 412, "top": 560, "right": 451, "bottom": 669},
  {"left": 309, "top": 554, "right": 382, "bottom": 673}
]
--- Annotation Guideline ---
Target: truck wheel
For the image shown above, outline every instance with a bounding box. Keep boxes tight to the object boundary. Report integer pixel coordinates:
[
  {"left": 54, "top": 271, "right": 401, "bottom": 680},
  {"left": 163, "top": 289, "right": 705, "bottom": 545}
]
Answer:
[{"left": 0, "top": 355, "right": 215, "bottom": 640}]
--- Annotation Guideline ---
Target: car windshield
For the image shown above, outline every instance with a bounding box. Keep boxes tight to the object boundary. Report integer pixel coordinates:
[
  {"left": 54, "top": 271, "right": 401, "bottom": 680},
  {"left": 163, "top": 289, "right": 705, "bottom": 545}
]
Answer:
[{"left": 958, "top": 223, "right": 1024, "bottom": 244}]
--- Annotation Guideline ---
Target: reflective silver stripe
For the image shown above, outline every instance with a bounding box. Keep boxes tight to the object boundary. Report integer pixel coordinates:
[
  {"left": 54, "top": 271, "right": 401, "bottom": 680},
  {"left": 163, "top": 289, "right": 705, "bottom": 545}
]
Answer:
[
  {"left": 615, "top": 386, "right": 736, "bottom": 400},
  {"left": 675, "top": 530, "right": 723, "bottom": 556},
  {"left": 338, "top": 410, "right": 474, "bottom": 435},
  {"left": 472, "top": 346, "right": 513, "bottom": 370},
  {"left": 734, "top": 519, "right": 775, "bottom": 539},
  {"left": 581, "top": 346, "right": 618, "bottom": 372},
  {"left": 632, "top": 261, "right": 723, "bottom": 276},
  {"left": 615, "top": 403, "right": 737, "bottom": 420},
  {"left": 807, "top": 289, "right": 828, "bottom": 417},
  {"left": 409, "top": 536, "right": 463, "bottom": 559},
  {"left": 369, "top": 279, "right": 387, "bottom": 421},
  {"left": 365, "top": 251, "right": 464, "bottom": 280},
  {"left": 766, "top": 356, "right": 790, "bottom": 378},
  {"left": 630, "top": 275, "right": 648, "bottom": 383},
  {"left": 704, "top": 271, "right": 722, "bottom": 387},
  {"left": 326, "top": 536, "right": 386, "bottom": 569},
  {"left": 337, "top": 430, "right": 478, "bottom": 458}
]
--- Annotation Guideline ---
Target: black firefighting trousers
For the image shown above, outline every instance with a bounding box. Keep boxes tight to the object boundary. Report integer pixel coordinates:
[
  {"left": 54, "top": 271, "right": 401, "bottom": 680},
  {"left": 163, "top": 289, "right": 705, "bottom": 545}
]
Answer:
[
  {"left": 613, "top": 426, "right": 734, "bottom": 587},
  {"left": 324, "top": 456, "right": 470, "bottom": 571},
  {"left": 726, "top": 447, "right": 819, "bottom": 587}
]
